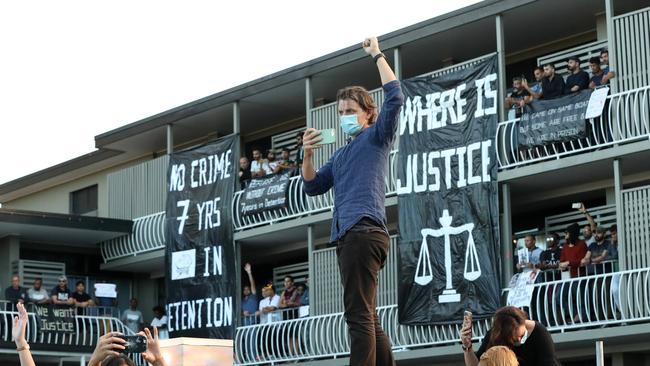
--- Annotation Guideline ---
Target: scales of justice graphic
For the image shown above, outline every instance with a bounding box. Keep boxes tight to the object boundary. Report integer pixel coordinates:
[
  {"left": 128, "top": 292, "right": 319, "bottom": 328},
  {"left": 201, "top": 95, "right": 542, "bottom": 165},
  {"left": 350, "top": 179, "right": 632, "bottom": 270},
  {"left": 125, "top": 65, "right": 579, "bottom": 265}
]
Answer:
[{"left": 414, "top": 209, "right": 481, "bottom": 303}]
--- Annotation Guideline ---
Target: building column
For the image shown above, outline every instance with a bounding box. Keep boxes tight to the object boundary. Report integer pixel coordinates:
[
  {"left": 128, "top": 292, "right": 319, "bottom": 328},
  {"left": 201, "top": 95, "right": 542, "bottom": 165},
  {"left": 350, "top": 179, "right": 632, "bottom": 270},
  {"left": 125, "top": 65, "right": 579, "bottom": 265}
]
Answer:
[
  {"left": 234, "top": 240, "right": 242, "bottom": 327},
  {"left": 305, "top": 77, "right": 313, "bottom": 128},
  {"left": 393, "top": 47, "right": 402, "bottom": 80},
  {"left": 0, "top": 235, "right": 20, "bottom": 287},
  {"left": 233, "top": 101, "right": 240, "bottom": 134},
  {"left": 495, "top": 14, "right": 507, "bottom": 123},
  {"left": 166, "top": 124, "right": 174, "bottom": 155},
  {"left": 613, "top": 158, "right": 625, "bottom": 270},
  {"left": 307, "top": 225, "right": 315, "bottom": 311},
  {"left": 501, "top": 183, "right": 513, "bottom": 288},
  {"left": 605, "top": 0, "right": 618, "bottom": 93}
]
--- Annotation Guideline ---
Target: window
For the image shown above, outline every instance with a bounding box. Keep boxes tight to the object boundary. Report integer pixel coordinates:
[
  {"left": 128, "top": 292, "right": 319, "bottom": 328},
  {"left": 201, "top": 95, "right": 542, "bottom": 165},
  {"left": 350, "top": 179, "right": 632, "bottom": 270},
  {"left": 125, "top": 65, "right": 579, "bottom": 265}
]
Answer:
[{"left": 70, "top": 185, "right": 98, "bottom": 216}]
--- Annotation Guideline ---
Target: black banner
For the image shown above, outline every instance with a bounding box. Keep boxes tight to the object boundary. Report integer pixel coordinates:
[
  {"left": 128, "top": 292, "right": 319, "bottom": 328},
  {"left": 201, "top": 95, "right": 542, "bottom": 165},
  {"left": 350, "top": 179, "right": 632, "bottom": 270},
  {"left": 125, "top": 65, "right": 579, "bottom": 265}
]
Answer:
[
  {"left": 397, "top": 56, "right": 501, "bottom": 325},
  {"left": 33, "top": 305, "right": 75, "bottom": 333},
  {"left": 517, "top": 89, "right": 591, "bottom": 148},
  {"left": 165, "top": 135, "right": 238, "bottom": 339},
  {"left": 238, "top": 170, "right": 293, "bottom": 216}
]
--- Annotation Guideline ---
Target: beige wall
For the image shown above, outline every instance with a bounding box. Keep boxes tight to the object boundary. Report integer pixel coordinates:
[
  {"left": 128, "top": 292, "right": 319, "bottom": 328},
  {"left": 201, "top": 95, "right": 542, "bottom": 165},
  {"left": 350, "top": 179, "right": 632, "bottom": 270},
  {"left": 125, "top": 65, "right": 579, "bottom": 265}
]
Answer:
[{"left": 4, "top": 156, "right": 150, "bottom": 217}]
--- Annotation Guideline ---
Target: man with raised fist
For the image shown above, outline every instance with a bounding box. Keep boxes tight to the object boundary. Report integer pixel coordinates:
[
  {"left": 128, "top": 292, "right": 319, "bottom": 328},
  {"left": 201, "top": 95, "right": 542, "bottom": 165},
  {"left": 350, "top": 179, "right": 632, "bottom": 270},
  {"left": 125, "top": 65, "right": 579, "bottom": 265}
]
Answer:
[{"left": 302, "top": 36, "right": 403, "bottom": 366}]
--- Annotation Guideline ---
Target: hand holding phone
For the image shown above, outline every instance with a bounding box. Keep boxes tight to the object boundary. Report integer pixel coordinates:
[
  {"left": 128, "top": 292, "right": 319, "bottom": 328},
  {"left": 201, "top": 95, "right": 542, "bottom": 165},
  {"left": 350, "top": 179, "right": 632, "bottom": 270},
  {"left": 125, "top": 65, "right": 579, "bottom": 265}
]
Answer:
[{"left": 118, "top": 335, "right": 147, "bottom": 354}]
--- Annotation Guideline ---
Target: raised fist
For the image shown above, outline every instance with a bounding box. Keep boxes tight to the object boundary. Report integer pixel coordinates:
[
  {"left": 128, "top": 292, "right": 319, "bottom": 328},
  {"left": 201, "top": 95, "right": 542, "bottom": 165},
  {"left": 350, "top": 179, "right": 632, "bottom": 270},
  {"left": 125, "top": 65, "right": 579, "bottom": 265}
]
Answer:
[{"left": 362, "top": 37, "right": 380, "bottom": 56}]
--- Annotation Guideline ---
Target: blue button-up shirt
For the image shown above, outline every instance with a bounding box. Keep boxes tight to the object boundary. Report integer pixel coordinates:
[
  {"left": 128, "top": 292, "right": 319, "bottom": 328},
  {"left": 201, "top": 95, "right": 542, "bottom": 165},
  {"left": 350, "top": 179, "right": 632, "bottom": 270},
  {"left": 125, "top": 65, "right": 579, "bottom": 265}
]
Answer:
[{"left": 303, "top": 80, "right": 404, "bottom": 242}]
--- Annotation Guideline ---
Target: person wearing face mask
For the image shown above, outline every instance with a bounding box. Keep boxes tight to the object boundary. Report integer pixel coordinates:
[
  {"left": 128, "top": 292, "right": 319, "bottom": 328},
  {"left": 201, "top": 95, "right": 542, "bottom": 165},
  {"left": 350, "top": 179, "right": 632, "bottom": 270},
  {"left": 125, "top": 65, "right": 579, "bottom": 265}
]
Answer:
[
  {"left": 460, "top": 306, "right": 561, "bottom": 366},
  {"left": 301, "top": 36, "right": 403, "bottom": 366}
]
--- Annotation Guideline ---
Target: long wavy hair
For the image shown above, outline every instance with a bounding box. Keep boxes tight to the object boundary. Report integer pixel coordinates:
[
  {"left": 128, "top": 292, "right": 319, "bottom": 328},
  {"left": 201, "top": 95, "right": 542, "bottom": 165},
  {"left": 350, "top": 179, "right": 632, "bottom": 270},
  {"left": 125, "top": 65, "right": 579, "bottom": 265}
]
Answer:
[
  {"left": 336, "top": 86, "right": 378, "bottom": 124},
  {"left": 487, "top": 306, "right": 527, "bottom": 349}
]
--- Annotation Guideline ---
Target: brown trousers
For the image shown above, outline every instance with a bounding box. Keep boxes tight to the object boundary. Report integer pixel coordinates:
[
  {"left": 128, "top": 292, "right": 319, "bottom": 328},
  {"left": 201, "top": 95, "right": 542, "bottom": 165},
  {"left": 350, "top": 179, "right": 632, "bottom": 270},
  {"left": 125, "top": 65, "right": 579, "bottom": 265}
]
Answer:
[{"left": 337, "top": 230, "right": 395, "bottom": 366}]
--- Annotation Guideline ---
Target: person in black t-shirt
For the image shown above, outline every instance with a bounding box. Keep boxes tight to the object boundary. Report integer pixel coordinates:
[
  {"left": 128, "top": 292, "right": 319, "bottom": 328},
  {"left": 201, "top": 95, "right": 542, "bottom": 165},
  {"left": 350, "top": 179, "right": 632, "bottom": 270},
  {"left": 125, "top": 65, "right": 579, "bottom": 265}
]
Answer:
[
  {"left": 541, "top": 63, "right": 565, "bottom": 99},
  {"left": 505, "top": 77, "right": 530, "bottom": 118},
  {"left": 4, "top": 274, "right": 28, "bottom": 306},
  {"left": 460, "top": 306, "right": 561, "bottom": 366},
  {"left": 51, "top": 275, "right": 74, "bottom": 306},
  {"left": 71, "top": 281, "right": 95, "bottom": 315},
  {"left": 564, "top": 56, "right": 589, "bottom": 94},
  {"left": 239, "top": 157, "right": 252, "bottom": 190}
]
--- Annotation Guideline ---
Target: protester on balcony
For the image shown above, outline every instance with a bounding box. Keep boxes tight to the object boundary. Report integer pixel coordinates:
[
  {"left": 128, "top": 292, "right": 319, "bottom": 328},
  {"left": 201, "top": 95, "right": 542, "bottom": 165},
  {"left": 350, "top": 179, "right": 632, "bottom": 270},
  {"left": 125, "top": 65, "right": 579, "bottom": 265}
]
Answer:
[
  {"left": 71, "top": 280, "right": 95, "bottom": 315},
  {"left": 599, "top": 49, "right": 616, "bottom": 84},
  {"left": 266, "top": 149, "right": 280, "bottom": 174},
  {"left": 564, "top": 56, "right": 590, "bottom": 94},
  {"left": 461, "top": 306, "right": 560, "bottom": 366},
  {"left": 516, "top": 235, "right": 542, "bottom": 271},
  {"left": 50, "top": 275, "right": 74, "bottom": 306},
  {"left": 239, "top": 156, "right": 252, "bottom": 189},
  {"left": 581, "top": 227, "right": 612, "bottom": 274},
  {"left": 505, "top": 77, "right": 530, "bottom": 118},
  {"left": 256, "top": 283, "right": 281, "bottom": 324},
  {"left": 295, "top": 282, "right": 309, "bottom": 306},
  {"left": 88, "top": 327, "right": 168, "bottom": 366},
  {"left": 241, "top": 262, "right": 258, "bottom": 326},
  {"left": 522, "top": 67, "right": 544, "bottom": 100},
  {"left": 302, "top": 36, "right": 402, "bottom": 366},
  {"left": 251, "top": 148, "right": 271, "bottom": 178},
  {"left": 279, "top": 275, "right": 299, "bottom": 309},
  {"left": 577, "top": 203, "right": 597, "bottom": 245},
  {"left": 150, "top": 306, "right": 169, "bottom": 340},
  {"left": 539, "top": 233, "right": 562, "bottom": 274},
  {"left": 121, "top": 298, "right": 144, "bottom": 333},
  {"left": 275, "top": 148, "right": 296, "bottom": 174},
  {"left": 5, "top": 274, "right": 28, "bottom": 306},
  {"left": 12, "top": 302, "right": 36, "bottom": 366},
  {"left": 541, "top": 63, "right": 565, "bottom": 99},
  {"left": 295, "top": 132, "right": 304, "bottom": 168},
  {"left": 477, "top": 346, "right": 518, "bottom": 366},
  {"left": 27, "top": 277, "right": 50, "bottom": 305},
  {"left": 94, "top": 281, "right": 118, "bottom": 316},
  {"left": 559, "top": 223, "right": 588, "bottom": 278},
  {"left": 589, "top": 57, "right": 609, "bottom": 89}
]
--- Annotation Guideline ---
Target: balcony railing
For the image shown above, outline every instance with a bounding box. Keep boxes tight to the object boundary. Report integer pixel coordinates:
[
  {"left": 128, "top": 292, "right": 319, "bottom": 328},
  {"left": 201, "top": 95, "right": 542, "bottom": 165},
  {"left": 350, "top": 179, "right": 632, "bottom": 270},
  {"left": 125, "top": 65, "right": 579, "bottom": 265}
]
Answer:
[
  {"left": 232, "top": 151, "right": 398, "bottom": 231},
  {"left": 234, "top": 267, "right": 650, "bottom": 365},
  {"left": 497, "top": 84, "right": 650, "bottom": 169},
  {"left": 0, "top": 308, "right": 145, "bottom": 365},
  {"left": 100, "top": 211, "right": 166, "bottom": 262}
]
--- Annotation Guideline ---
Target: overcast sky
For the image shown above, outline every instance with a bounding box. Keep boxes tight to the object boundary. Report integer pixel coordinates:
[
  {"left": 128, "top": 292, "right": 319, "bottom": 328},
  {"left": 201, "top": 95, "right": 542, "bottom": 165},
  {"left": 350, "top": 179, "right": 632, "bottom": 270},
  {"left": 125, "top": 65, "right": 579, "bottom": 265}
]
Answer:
[{"left": 0, "top": 0, "right": 481, "bottom": 184}]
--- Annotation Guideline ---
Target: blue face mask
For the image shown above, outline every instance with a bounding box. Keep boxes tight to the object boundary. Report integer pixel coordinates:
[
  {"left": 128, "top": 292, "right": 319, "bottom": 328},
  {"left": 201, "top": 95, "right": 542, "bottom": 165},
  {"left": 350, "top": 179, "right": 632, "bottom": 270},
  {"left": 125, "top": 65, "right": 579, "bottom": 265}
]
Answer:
[{"left": 340, "top": 114, "right": 363, "bottom": 136}]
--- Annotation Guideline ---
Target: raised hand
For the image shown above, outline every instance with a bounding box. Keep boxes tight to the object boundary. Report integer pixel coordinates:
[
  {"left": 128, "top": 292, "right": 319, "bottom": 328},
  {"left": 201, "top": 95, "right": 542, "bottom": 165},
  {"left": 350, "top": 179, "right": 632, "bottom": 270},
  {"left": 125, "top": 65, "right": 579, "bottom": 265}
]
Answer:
[
  {"left": 12, "top": 302, "right": 28, "bottom": 347},
  {"left": 244, "top": 263, "right": 252, "bottom": 274},
  {"left": 88, "top": 332, "right": 126, "bottom": 366},
  {"left": 302, "top": 128, "right": 323, "bottom": 159},
  {"left": 141, "top": 326, "right": 167, "bottom": 366},
  {"left": 362, "top": 37, "right": 380, "bottom": 57}
]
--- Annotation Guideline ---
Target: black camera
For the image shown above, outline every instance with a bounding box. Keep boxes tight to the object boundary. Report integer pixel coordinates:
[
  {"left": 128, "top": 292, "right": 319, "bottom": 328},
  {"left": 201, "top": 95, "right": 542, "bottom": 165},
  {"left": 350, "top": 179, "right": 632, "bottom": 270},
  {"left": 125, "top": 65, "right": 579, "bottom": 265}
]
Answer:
[{"left": 117, "top": 335, "right": 147, "bottom": 354}]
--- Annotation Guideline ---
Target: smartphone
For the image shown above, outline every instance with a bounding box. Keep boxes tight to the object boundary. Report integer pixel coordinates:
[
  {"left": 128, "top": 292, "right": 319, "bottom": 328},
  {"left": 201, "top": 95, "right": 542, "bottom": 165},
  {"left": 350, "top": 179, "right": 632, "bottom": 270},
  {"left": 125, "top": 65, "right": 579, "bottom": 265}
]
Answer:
[
  {"left": 572, "top": 202, "right": 582, "bottom": 209},
  {"left": 462, "top": 310, "right": 473, "bottom": 327},
  {"left": 118, "top": 335, "right": 147, "bottom": 354},
  {"left": 315, "top": 129, "right": 336, "bottom": 145}
]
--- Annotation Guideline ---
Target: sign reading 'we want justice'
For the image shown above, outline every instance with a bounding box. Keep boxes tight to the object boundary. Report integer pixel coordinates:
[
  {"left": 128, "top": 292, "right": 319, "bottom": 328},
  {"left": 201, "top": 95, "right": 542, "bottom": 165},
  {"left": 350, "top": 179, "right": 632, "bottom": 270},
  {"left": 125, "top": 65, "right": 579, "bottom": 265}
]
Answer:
[{"left": 165, "top": 135, "right": 238, "bottom": 339}]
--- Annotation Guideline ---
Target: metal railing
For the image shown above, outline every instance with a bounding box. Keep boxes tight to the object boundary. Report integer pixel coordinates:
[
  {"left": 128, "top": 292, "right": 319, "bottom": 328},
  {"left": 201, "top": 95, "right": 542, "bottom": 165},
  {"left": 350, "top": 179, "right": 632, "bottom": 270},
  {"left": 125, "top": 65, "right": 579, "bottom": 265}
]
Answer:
[
  {"left": 0, "top": 301, "right": 120, "bottom": 318},
  {"left": 232, "top": 150, "right": 398, "bottom": 231},
  {"left": 497, "top": 84, "right": 650, "bottom": 169},
  {"left": 0, "top": 308, "right": 145, "bottom": 365},
  {"left": 614, "top": 6, "right": 650, "bottom": 92},
  {"left": 234, "top": 304, "right": 491, "bottom": 365},
  {"left": 100, "top": 211, "right": 166, "bottom": 262},
  {"left": 234, "top": 267, "right": 650, "bottom": 365}
]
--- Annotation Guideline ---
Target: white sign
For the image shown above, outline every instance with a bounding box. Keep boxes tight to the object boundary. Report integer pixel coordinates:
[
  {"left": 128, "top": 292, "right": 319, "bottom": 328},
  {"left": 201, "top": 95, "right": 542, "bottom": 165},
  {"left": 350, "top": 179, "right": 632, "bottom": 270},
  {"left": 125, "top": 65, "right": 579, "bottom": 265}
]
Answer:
[
  {"left": 94, "top": 283, "right": 117, "bottom": 298},
  {"left": 506, "top": 270, "right": 539, "bottom": 308},
  {"left": 171, "top": 249, "right": 196, "bottom": 280},
  {"left": 585, "top": 87, "right": 610, "bottom": 119}
]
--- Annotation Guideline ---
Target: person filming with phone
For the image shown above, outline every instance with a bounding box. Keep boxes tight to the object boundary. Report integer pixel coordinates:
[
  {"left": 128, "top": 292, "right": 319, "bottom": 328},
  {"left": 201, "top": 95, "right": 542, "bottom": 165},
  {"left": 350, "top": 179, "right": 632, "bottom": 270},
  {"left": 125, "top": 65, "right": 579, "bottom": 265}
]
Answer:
[
  {"left": 302, "top": 36, "right": 403, "bottom": 366},
  {"left": 460, "top": 307, "right": 561, "bottom": 366}
]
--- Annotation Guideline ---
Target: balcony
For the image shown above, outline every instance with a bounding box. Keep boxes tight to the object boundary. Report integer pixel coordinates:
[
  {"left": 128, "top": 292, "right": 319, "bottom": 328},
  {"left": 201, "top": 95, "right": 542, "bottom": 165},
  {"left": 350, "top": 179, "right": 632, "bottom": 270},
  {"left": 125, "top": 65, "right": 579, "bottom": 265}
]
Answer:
[
  {"left": 0, "top": 304, "right": 145, "bottom": 365},
  {"left": 234, "top": 267, "right": 650, "bottom": 365}
]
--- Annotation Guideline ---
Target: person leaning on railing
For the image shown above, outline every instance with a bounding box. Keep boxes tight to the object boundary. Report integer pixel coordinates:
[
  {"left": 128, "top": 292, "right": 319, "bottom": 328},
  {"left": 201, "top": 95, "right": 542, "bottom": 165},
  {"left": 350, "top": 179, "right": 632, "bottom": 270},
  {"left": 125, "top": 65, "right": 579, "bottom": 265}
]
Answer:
[{"left": 460, "top": 306, "right": 561, "bottom": 366}]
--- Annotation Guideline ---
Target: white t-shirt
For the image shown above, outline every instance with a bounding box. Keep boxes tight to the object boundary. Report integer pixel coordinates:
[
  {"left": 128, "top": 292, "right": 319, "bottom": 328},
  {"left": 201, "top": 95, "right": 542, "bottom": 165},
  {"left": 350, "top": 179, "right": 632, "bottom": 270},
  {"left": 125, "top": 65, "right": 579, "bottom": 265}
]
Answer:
[
  {"left": 267, "top": 161, "right": 279, "bottom": 173},
  {"left": 258, "top": 294, "right": 281, "bottom": 324},
  {"left": 251, "top": 160, "right": 272, "bottom": 175},
  {"left": 151, "top": 315, "right": 169, "bottom": 339}
]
